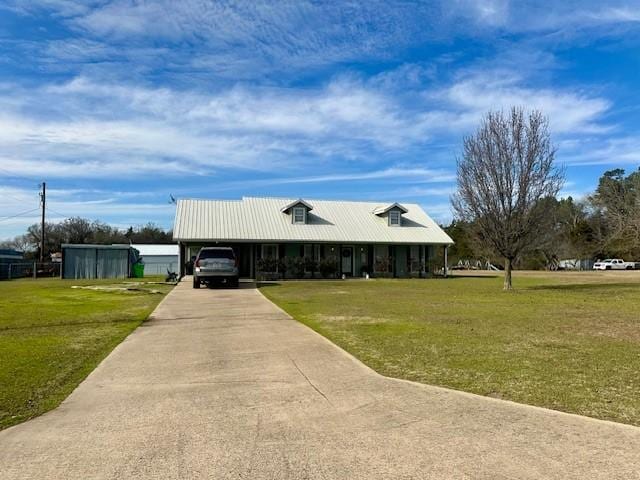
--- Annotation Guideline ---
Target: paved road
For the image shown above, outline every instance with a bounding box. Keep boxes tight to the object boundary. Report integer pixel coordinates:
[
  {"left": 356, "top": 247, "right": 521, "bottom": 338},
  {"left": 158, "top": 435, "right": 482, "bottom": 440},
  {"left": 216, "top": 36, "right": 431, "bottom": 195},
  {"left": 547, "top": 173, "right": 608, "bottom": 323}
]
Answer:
[{"left": 1, "top": 279, "right": 640, "bottom": 479}]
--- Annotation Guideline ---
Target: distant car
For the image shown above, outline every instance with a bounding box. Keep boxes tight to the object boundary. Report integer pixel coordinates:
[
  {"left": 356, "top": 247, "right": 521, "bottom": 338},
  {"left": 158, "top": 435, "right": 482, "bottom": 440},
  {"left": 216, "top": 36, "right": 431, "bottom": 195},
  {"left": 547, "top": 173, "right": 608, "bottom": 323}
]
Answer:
[
  {"left": 593, "top": 259, "right": 636, "bottom": 270},
  {"left": 193, "top": 247, "right": 239, "bottom": 288}
]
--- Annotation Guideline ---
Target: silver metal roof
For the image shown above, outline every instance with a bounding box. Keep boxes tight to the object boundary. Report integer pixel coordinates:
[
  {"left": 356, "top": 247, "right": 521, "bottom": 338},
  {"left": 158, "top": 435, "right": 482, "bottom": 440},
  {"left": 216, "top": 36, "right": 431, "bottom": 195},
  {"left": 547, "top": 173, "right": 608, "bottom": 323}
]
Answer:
[
  {"left": 131, "top": 244, "right": 179, "bottom": 256},
  {"left": 173, "top": 196, "right": 453, "bottom": 245}
]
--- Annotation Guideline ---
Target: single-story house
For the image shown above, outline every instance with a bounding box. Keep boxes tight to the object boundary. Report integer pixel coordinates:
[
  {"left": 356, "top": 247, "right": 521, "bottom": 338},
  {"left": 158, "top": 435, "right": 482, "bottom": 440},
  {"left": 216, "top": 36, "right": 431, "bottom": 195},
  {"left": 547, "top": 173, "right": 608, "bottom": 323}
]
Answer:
[
  {"left": 173, "top": 197, "right": 453, "bottom": 279},
  {"left": 131, "top": 244, "right": 179, "bottom": 275}
]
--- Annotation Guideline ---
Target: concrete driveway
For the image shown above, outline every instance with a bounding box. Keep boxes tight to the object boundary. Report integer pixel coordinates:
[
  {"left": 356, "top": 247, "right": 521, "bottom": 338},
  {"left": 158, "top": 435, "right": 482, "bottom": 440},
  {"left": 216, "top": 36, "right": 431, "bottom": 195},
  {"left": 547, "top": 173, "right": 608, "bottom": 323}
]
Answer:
[{"left": 1, "top": 279, "right": 639, "bottom": 479}]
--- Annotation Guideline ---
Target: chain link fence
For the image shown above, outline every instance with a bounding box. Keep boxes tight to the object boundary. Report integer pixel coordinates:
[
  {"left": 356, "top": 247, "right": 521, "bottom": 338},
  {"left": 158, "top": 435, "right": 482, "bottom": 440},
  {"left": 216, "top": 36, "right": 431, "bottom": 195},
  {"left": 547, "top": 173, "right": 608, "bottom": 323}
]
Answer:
[{"left": 0, "top": 262, "right": 61, "bottom": 280}]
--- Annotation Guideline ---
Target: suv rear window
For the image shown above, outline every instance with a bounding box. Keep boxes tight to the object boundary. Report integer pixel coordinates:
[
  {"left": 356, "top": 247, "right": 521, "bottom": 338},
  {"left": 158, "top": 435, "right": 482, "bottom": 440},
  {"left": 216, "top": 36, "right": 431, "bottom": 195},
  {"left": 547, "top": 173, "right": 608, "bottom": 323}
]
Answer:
[{"left": 198, "top": 249, "right": 235, "bottom": 260}]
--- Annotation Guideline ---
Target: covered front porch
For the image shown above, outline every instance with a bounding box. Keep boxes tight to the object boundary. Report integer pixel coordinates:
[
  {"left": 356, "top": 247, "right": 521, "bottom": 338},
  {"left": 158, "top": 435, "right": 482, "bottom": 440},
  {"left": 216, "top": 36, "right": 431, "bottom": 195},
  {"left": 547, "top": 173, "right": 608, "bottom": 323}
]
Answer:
[{"left": 179, "top": 242, "right": 445, "bottom": 279}]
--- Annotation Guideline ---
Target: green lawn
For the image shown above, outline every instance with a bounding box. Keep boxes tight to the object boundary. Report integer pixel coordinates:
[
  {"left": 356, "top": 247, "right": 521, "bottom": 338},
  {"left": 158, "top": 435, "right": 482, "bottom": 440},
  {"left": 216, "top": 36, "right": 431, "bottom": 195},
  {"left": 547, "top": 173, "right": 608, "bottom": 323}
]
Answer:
[
  {"left": 0, "top": 277, "right": 173, "bottom": 430},
  {"left": 260, "top": 271, "right": 640, "bottom": 426}
]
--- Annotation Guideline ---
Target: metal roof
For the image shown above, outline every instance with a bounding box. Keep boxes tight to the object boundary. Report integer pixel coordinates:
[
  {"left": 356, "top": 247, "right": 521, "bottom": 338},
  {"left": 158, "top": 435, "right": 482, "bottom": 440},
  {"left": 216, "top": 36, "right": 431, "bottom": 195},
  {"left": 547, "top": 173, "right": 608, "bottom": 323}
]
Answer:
[
  {"left": 62, "top": 244, "right": 132, "bottom": 250},
  {"left": 280, "top": 199, "right": 314, "bottom": 212},
  {"left": 0, "top": 249, "right": 23, "bottom": 259},
  {"left": 174, "top": 197, "right": 453, "bottom": 245},
  {"left": 131, "top": 244, "right": 179, "bottom": 256},
  {"left": 372, "top": 202, "right": 409, "bottom": 215}
]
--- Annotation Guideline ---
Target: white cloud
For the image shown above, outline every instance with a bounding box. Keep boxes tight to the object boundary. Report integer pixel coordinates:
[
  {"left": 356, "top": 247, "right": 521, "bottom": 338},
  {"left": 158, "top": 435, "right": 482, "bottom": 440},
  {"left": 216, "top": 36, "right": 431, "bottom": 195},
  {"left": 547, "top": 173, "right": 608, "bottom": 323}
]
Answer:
[
  {"left": 0, "top": 65, "right": 616, "bottom": 181},
  {"left": 46, "top": 0, "right": 436, "bottom": 71},
  {"left": 560, "top": 136, "right": 640, "bottom": 166},
  {"left": 0, "top": 76, "right": 438, "bottom": 180},
  {"left": 229, "top": 168, "right": 455, "bottom": 189},
  {"left": 433, "top": 70, "right": 611, "bottom": 134}
]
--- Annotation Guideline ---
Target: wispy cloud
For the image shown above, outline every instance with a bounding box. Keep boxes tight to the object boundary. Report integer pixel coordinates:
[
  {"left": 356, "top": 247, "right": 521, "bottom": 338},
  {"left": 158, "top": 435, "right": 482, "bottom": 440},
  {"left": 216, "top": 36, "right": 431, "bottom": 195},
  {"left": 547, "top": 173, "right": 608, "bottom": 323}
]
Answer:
[
  {"left": 225, "top": 168, "right": 455, "bottom": 189},
  {"left": 432, "top": 70, "right": 611, "bottom": 134},
  {"left": 0, "top": 68, "right": 614, "bottom": 180},
  {"left": 560, "top": 136, "right": 640, "bottom": 166}
]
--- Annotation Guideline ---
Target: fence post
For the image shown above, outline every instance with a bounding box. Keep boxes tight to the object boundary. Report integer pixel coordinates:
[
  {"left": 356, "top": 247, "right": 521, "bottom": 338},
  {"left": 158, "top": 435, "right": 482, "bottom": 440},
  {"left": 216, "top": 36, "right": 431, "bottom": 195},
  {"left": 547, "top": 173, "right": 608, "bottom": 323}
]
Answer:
[
  {"left": 7, "top": 264, "right": 11, "bottom": 281},
  {"left": 33, "top": 262, "right": 37, "bottom": 279}
]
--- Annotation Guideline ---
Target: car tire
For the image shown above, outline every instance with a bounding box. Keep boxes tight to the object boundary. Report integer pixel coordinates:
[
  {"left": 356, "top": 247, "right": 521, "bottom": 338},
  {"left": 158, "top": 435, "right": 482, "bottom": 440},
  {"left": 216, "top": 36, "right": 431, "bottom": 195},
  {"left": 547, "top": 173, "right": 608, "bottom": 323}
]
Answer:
[
  {"left": 606, "top": 266, "right": 611, "bottom": 270},
  {"left": 193, "top": 277, "right": 200, "bottom": 289},
  {"left": 231, "top": 278, "right": 239, "bottom": 288}
]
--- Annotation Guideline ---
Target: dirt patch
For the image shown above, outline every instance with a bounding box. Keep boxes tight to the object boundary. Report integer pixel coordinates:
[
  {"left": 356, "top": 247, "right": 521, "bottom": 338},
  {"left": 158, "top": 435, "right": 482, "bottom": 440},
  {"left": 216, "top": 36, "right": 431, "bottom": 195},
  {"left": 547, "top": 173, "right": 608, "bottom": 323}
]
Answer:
[
  {"left": 312, "top": 314, "right": 383, "bottom": 324},
  {"left": 71, "top": 284, "right": 164, "bottom": 294}
]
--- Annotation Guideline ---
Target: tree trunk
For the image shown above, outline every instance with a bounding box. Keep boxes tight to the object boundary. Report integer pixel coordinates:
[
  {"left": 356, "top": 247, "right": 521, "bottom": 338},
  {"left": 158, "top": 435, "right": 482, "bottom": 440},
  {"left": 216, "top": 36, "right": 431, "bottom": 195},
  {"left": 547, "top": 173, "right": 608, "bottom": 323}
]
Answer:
[{"left": 503, "top": 258, "right": 513, "bottom": 290}]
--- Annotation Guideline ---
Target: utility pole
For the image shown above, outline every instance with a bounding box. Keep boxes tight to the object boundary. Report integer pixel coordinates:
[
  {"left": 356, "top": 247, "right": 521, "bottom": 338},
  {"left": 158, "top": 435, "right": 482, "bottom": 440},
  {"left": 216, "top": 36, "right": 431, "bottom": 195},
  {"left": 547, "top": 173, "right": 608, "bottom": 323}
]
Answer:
[{"left": 39, "top": 182, "right": 46, "bottom": 262}]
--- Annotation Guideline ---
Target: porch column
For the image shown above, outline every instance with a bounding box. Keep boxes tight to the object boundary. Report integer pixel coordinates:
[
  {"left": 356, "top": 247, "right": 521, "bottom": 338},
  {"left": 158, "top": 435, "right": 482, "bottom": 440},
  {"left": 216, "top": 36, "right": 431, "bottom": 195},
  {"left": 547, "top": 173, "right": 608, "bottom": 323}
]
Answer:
[
  {"left": 250, "top": 244, "right": 255, "bottom": 279},
  {"left": 443, "top": 245, "right": 449, "bottom": 278}
]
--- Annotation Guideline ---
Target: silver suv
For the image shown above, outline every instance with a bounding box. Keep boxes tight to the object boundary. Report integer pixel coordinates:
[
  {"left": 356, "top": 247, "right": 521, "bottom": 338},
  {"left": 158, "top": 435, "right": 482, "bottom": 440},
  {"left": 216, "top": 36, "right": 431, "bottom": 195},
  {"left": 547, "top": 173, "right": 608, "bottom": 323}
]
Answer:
[{"left": 193, "top": 247, "right": 239, "bottom": 288}]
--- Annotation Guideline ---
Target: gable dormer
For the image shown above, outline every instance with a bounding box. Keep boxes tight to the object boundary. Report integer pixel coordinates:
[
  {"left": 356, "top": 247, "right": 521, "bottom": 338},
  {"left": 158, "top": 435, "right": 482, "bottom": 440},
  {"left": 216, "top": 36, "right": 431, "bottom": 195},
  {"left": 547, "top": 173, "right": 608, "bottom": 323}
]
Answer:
[
  {"left": 373, "top": 203, "right": 408, "bottom": 227},
  {"left": 281, "top": 199, "right": 313, "bottom": 224}
]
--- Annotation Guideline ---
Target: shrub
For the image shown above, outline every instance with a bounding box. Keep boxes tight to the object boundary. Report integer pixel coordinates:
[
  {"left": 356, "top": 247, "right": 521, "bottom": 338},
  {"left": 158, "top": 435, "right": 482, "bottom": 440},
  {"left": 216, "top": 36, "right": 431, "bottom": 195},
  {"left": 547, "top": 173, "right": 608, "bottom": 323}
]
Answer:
[
  {"left": 279, "top": 256, "right": 306, "bottom": 278},
  {"left": 257, "top": 256, "right": 278, "bottom": 273},
  {"left": 319, "top": 256, "right": 339, "bottom": 278}
]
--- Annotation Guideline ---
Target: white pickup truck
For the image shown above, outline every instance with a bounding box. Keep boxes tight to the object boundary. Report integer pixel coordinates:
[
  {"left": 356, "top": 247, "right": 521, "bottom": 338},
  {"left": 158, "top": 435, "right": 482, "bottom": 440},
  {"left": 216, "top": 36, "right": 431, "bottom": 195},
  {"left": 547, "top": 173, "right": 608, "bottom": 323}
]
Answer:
[{"left": 593, "top": 259, "right": 638, "bottom": 270}]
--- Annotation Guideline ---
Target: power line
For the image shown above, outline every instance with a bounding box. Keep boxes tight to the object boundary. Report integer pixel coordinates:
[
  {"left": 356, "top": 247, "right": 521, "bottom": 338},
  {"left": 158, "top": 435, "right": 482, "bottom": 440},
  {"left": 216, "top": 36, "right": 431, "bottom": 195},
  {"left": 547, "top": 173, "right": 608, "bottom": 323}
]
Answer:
[
  {"left": 46, "top": 206, "right": 69, "bottom": 218},
  {"left": 0, "top": 207, "right": 40, "bottom": 223}
]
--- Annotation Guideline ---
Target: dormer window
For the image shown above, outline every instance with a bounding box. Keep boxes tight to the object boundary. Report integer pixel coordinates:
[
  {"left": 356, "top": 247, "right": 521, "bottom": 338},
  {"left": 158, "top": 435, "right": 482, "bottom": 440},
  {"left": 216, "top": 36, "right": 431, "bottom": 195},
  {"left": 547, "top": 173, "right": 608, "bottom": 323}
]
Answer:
[
  {"left": 293, "top": 206, "right": 306, "bottom": 224},
  {"left": 281, "top": 198, "right": 313, "bottom": 225},
  {"left": 373, "top": 202, "right": 408, "bottom": 227}
]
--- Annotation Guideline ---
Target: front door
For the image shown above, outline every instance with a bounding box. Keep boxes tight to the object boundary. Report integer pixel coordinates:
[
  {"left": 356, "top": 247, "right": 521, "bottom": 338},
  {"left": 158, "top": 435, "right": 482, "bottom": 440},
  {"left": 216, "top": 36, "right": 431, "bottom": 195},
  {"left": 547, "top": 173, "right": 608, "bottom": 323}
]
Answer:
[{"left": 341, "top": 247, "right": 353, "bottom": 276}]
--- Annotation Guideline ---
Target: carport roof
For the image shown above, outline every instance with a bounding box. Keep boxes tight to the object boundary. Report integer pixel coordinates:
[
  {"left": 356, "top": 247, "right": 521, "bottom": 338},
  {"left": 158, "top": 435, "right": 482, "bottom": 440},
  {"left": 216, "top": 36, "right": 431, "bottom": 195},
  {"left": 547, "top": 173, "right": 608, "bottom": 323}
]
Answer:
[{"left": 173, "top": 197, "right": 453, "bottom": 245}]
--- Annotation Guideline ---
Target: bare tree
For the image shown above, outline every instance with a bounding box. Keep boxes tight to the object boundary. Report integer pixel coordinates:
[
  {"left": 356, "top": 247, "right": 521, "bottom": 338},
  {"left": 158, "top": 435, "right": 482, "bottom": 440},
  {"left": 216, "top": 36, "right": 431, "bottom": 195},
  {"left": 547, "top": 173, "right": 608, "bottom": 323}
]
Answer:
[
  {"left": 452, "top": 107, "right": 564, "bottom": 289},
  {"left": 0, "top": 234, "right": 33, "bottom": 252}
]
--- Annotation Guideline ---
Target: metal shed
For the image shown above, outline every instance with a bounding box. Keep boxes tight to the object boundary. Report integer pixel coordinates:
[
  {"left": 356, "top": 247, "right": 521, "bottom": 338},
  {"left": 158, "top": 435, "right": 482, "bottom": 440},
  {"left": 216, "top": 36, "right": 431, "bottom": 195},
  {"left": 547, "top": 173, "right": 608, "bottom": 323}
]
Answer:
[
  {"left": 131, "top": 244, "right": 178, "bottom": 275},
  {"left": 62, "top": 244, "right": 137, "bottom": 279},
  {"left": 0, "top": 249, "right": 24, "bottom": 280}
]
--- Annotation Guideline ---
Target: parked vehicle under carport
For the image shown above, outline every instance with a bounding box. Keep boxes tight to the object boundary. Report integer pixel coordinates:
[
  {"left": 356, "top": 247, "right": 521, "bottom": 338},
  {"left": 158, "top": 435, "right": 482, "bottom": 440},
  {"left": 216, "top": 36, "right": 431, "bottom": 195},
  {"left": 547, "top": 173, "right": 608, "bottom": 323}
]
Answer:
[{"left": 193, "top": 247, "right": 239, "bottom": 288}]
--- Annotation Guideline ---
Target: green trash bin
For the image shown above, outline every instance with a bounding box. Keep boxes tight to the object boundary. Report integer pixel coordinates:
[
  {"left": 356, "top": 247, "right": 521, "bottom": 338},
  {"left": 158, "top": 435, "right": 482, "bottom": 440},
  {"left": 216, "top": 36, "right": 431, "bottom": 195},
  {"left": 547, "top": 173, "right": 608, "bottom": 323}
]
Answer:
[{"left": 132, "top": 263, "right": 145, "bottom": 278}]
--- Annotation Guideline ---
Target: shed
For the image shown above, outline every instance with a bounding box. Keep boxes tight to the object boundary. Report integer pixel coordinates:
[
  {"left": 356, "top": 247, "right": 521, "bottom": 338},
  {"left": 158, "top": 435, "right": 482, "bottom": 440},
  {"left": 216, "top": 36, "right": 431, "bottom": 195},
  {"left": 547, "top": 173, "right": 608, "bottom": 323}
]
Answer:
[
  {"left": 62, "top": 244, "right": 138, "bottom": 279},
  {"left": 131, "top": 244, "right": 179, "bottom": 275},
  {"left": 0, "top": 249, "right": 24, "bottom": 280}
]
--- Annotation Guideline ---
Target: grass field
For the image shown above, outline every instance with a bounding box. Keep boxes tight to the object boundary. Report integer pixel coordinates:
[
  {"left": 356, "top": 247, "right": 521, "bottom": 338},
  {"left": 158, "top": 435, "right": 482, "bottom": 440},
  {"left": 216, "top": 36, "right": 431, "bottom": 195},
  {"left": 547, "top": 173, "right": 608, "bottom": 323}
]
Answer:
[
  {"left": 0, "top": 277, "right": 173, "bottom": 430},
  {"left": 260, "top": 271, "right": 640, "bottom": 426}
]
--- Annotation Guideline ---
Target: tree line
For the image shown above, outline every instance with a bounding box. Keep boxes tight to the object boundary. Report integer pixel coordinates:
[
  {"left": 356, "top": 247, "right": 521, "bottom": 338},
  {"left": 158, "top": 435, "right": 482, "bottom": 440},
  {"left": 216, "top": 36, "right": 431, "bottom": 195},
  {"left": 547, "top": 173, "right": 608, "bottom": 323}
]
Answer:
[
  {"left": 450, "top": 107, "right": 639, "bottom": 289},
  {"left": 449, "top": 164, "right": 640, "bottom": 271},
  {"left": 0, "top": 218, "right": 173, "bottom": 259}
]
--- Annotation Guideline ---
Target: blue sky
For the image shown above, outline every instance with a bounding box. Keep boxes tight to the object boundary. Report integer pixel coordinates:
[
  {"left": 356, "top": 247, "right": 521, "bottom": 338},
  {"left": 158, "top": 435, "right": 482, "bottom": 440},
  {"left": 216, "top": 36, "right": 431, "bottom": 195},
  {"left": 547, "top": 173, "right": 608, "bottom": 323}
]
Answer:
[{"left": 1, "top": 1, "right": 639, "bottom": 238}]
